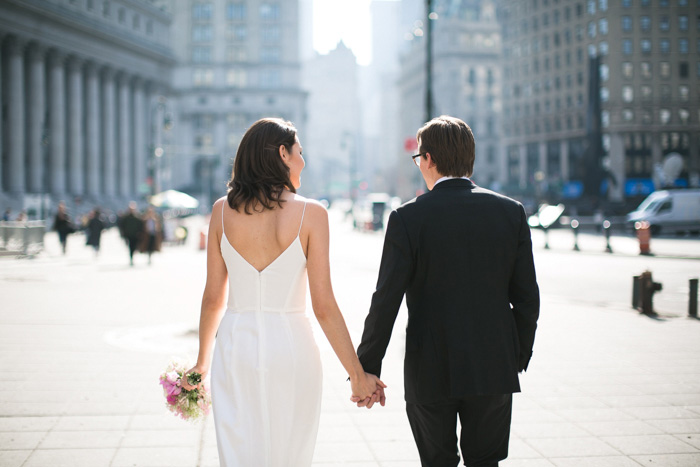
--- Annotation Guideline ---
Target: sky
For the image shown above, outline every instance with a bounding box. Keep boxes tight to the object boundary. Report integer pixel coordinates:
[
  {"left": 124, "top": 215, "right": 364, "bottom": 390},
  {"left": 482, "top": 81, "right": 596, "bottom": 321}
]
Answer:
[{"left": 312, "top": 0, "right": 374, "bottom": 66}]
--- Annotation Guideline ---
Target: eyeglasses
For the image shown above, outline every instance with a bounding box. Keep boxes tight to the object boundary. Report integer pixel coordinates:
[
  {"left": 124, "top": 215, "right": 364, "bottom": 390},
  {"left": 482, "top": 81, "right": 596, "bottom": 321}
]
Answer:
[{"left": 411, "top": 153, "right": 425, "bottom": 167}]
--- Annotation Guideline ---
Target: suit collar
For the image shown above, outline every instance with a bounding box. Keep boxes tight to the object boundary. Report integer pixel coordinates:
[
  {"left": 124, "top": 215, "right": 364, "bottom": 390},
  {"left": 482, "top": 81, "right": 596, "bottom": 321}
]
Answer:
[{"left": 431, "top": 178, "right": 476, "bottom": 191}]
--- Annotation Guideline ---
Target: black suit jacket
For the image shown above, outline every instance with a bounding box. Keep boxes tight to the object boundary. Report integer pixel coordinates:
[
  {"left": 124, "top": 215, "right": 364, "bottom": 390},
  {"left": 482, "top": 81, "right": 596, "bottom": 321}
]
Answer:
[{"left": 357, "top": 179, "right": 539, "bottom": 404}]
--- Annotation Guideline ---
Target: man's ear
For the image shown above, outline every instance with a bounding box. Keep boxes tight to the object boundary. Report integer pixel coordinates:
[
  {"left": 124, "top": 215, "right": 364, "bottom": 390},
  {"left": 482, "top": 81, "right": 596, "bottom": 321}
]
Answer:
[{"left": 425, "top": 152, "right": 436, "bottom": 169}]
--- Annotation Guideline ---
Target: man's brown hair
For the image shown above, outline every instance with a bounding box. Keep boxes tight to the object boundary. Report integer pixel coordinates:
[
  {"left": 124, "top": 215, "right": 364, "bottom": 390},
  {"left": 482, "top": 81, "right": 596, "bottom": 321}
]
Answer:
[{"left": 416, "top": 115, "right": 475, "bottom": 177}]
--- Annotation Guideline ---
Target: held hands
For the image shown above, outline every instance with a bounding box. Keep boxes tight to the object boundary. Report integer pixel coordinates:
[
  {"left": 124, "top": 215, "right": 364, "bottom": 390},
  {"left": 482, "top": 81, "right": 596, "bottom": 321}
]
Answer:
[
  {"left": 349, "top": 372, "right": 386, "bottom": 409},
  {"left": 180, "top": 364, "right": 209, "bottom": 391}
]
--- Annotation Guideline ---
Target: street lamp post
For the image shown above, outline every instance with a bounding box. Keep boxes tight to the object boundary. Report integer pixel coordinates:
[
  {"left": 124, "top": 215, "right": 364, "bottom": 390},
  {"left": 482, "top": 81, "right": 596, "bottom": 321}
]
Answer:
[{"left": 425, "top": 0, "right": 434, "bottom": 123}]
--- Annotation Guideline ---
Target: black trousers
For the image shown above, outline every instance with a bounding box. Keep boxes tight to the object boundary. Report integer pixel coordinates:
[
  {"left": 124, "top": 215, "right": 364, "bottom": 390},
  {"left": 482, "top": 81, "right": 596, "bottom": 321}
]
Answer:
[{"left": 406, "top": 394, "right": 512, "bottom": 467}]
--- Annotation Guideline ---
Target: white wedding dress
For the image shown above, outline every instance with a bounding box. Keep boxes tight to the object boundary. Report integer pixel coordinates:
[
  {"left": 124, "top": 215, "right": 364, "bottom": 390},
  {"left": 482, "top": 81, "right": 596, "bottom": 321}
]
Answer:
[{"left": 211, "top": 201, "right": 322, "bottom": 466}]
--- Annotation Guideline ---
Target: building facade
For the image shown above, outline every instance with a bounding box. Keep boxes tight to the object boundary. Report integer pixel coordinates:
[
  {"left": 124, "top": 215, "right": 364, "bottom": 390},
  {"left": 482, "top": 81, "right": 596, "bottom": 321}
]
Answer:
[
  {"left": 499, "top": 0, "right": 700, "bottom": 207},
  {"left": 168, "top": 0, "right": 307, "bottom": 206},
  {"left": 0, "top": 0, "right": 174, "bottom": 215},
  {"left": 397, "top": 0, "right": 503, "bottom": 201}
]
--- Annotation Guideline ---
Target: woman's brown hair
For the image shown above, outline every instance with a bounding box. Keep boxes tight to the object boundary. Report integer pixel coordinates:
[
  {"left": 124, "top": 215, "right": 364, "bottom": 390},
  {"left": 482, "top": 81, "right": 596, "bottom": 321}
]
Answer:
[{"left": 227, "top": 118, "right": 297, "bottom": 214}]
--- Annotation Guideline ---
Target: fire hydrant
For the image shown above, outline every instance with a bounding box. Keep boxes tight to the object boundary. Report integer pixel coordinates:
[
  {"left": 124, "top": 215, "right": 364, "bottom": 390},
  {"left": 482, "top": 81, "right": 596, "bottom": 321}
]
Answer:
[
  {"left": 637, "top": 270, "right": 662, "bottom": 315},
  {"left": 635, "top": 221, "right": 652, "bottom": 255}
]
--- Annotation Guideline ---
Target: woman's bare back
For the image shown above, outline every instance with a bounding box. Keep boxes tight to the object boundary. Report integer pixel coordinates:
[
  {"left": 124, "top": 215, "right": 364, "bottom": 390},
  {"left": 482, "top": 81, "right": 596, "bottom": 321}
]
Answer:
[{"left": 220, "top": 194, "right": 308, "bottom": 273}]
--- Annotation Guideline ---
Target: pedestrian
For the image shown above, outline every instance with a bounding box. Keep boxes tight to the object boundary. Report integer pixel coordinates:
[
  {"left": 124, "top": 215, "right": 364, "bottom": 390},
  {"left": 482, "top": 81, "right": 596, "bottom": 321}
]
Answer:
[
  {"left": 180, "top": 117, "right": 383, "bottom": 466},
  {"left": 120, "top": 202, "right": 143, "bottom": 266},
  {"left": 355, "top": 116, "right": 540, "bottom": 467},
  {"left": 53, "top": 202, "right": 75, "bottom": 255},
  {"left": 139, "top": 206, "right": 162, "bottom": 265},
  {"left": 2, "top": 208, "right": 10, "bottom": 221},
  {"left": 86, "top": 207, "right": 105, "bottom": 256}
]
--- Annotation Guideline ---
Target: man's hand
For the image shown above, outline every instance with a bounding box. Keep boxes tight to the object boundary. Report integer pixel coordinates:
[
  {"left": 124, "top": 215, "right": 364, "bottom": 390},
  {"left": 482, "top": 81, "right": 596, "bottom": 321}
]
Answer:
[{"left": 351, "top": 386, "right": 386, "bottom": 409}]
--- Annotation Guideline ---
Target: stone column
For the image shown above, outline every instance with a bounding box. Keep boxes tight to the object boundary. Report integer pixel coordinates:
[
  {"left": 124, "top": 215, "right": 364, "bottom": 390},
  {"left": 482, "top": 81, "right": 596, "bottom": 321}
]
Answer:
[
  {"left": 101, "top": 68, "right": 116, "bottom": 197},
  {"left": 519, "top": 144, "right": 527, "bottom": 189},
  {"left": 67, "top": 56, "right": 84, "bottom": 195},
  {"left": 132, "top": 78, "right": 146, "bottom": 196},
  {"left": 538, "top": 141, "right": 547, "bottom": 179},
  {"left": 6, "top": 37, "right": 26, "bottom": 193},
  {"left": 117, "top": 73, "right": 131, "bottom": 196},
  {"left": 651, "top": 131, "right": 662, "bottom": 167},
  {"left": 48, "top": 50, "right": 66, "bottom": 195},
  {"left": 26, "top": 43, "right": 45, "bottom": 193},
  {"left": 560, "top": 139, "right": 570, "bottom": 182},
  {"left": 84, "top": 62, "right": 101, "bottom": 197},
  {"left": 609, "top": 132, "right": 625, "bottom": 202}
]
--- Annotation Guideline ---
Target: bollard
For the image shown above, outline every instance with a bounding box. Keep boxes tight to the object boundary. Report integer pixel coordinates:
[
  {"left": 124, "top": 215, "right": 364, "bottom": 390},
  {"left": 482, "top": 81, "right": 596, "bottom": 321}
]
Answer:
[
  {"left": 543, "top": 226, "right": 550, "bottom": 250},
  {"left": 603, "top": 220, "right": 613, "bottom": 253},
  {"left": 638, "top": 270, "right": 662, "bottom": 315},
  {"left": 632, "top": 275, "right": 641, "bottom": 308},
  {"left": 571, "top": 219, "right": 580, "bottom": 251},
  {"left": 690, "top": 278, "right": 699, "bottom": 318},
  {"left": 635, "top": 221, "right": 652, "bottom": 255}
]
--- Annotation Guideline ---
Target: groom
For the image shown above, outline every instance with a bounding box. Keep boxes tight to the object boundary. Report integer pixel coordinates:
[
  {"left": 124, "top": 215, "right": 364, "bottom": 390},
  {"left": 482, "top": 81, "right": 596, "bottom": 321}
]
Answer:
[{"left": 356, "top": 116, "right": 540, "bottom": 467}]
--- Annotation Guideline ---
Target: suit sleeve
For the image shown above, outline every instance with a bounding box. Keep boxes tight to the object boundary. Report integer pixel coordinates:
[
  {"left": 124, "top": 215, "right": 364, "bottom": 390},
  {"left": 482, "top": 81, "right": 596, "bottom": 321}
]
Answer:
[
  {"left": 509, "top": 204, "right": 540, "bottom": 372},
  {"left": 357, "top": 210, "right": 414, "bottom": 378}
]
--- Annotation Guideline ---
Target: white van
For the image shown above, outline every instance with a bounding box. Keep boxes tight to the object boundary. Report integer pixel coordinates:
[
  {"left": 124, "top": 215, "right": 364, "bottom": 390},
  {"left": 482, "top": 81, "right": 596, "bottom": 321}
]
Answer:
[{"left": 627, "top": 189, "right": 700, "bottom": 235}]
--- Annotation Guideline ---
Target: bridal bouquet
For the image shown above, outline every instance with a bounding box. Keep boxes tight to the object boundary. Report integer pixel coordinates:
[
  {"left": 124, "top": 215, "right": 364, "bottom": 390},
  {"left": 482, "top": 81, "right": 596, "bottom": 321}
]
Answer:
[{"left": 159, "top": 359, "right": 211, "bottom": 422}]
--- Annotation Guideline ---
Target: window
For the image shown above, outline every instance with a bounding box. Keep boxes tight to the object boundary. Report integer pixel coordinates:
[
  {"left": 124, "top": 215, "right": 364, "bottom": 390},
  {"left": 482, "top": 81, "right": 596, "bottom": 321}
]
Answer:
[
  {"left": 660, "top": 16, "right": 670, "bottom": 31},
  {"left": 226, "top": 69, "right": 247, "bottom": 87},
  {"left": 588, "top": 21, "right": 596, "bottom": 37},
  {"left": 226, "top": 47, "right": 247, "bottom": 62},
  {"left": 623, "top": 85, "right": 634, "bottom": 102},
  {"left": 679, "top": 109, "right": 690, "bottom": 124},
  {"left": 600, "top": 86, "right": 609, "bottom": 102},
  {"left": 679, "top": 15, "right": 688, "bottom": 30},
  {"left": 602, "top": 110, "right": 609, "bottom": 128},
  {"left": 622, "top": 62, "right": 633, "bottom": 78},
  {"left": 587, "top": 0, "right": 596, "bottom": 14},
  {"left": 227, "top": 3, "right": 246, "bottom": 20},
  {"left": 660, "top": 0, "right": 669, "bottom": 5},
  {"left": 660, "top": 109, "right": 671, "bottom": 124},
  {"left": 87, "top": 0, "right": 94, "bottom": 11},
  {"left": 642, "top": 110, "right": 652, "bottom": 124},
  {"left": 641, "top": 0, "right": 650, "bottom": 5},
  {"left": 227, "top": 24, "right": 247, "bottom": 41},
  {"left": 622, "top": 16, "right": 632, "bottom": 31},
  {"left": 193, "top": 3, "right": 213, "bottom": 20},
  {"left": 679, "top": 85, "right": 689, "bottom": 100},
  {"left": 599, "top": 0, "right": 608, "bottom": 11},
  {"left": 103, "top": 1, "right": 110, "bottom": 17},
  {"left": 623, "top": 109, "right": 634, "bottom": 122},
  {"left": 118, "top": 8, "right": 125, "bottom": 23},
  {"left": 641, "top": 85, "right": 652, "bottom": 100},
  {"left": 641, "top": 39, "right": 652, "bottom": 54},
  {"left": 599, "top": 41, "right": 608, "bottom": 55},
  {"left": 680, "top": 61, "right": 689, "bottom": 78},
  {"left": 193, "top": 25, "right": 213, "bottom": 42},
  {"left": 260, "top": 47, "right": 280, "bottom": 63},
  {"left": 679, "top": 39, "right": 688, "bottom": 54},
  {"left": 260, "top": 3, "right": 280, "bottom": 20},
  {"left": 588, "top": 44, "right": 597, "bottom": 56},
  {"left": 600, "top": 63, "right": 609, "bottom": 81},
  {"left": 193, "top": 69, "right": 214, "bottom": 87},
  {"left": 261, "top": 26, "right": 281, "bottom": 43},
  {"left": 623, "top": 0, "right": 631, "bottom": 6},
  {"left": 599, "top": 18, "right": 608, "bottom": 34},
  {"left": 660, "top": 62, "right": 671, "bottom": 77},
  {"left": 641, "top": 15, "right": 651, "bottom": 31},
  {"left": 260, "top": 70, "right": 282, "bottom": 88},
  {"left": 192, "top": 46, "right": 212, "bottom": 63},
  {"left": 660, "top": 39, "right": 670, "bottom": 54},
  {"left": 641, "top": 62, "right": 652, "bottom": 78}
]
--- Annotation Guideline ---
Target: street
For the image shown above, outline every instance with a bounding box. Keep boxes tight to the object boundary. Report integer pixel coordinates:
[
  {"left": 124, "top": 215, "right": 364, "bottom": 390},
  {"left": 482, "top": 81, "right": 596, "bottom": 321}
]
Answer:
[{"left": 1, "top": 209, "right": 700, "bottom": 466}]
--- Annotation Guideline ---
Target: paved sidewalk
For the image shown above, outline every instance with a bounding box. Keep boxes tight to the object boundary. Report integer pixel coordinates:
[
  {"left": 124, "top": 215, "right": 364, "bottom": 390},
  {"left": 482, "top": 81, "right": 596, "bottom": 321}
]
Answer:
[{"left": 1, "top": 213, "right": 699, "bottom": 466}]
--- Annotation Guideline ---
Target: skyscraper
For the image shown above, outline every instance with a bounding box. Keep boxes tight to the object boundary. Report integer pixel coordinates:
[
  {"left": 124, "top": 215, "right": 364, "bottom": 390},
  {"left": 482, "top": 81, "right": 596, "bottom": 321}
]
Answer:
[{"left": 499, "top": 0, "right": 699, "bottom": 207}]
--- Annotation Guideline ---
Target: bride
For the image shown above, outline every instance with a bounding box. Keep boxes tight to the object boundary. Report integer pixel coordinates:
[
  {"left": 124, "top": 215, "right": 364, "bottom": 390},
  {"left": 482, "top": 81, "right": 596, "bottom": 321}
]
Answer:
[{"left": 182, "top": 118, "right": 385, "bottom": 466}]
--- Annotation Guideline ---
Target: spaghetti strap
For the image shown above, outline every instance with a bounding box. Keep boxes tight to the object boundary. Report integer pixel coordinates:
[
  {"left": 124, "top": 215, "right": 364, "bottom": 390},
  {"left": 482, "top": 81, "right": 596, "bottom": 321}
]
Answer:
[
  {"left": 297, "top": 201, "right": 307, "bottom": 237},
  {"left": 221, "top": 199, "right": 226, "bottom": 236}
]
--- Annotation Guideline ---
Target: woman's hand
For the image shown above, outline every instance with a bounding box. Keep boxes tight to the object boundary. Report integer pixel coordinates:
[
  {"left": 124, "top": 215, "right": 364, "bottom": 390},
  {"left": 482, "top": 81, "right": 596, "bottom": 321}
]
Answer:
[
  {"left": 350, "top": 372, "right": 387, "bottom": 408},
  {"left": 180, "top": 364, "right": 209, "bottom": 391}
]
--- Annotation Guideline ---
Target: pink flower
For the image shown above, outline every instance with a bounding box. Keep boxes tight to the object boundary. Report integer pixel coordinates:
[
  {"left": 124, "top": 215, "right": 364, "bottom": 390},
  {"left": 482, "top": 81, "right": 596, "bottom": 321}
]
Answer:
[
  {"left": 166, "top": 394, "right": 178, "bottom": 405},
  {"left": 165, "top": 371, "right": 180, "bottom": 385}
]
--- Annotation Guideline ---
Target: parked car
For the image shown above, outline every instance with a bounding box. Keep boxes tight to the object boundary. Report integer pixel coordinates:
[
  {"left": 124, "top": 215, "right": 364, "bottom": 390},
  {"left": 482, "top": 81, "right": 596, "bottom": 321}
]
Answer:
[{"left": 626, "top": 189, "right": 700, "bottom": 235}]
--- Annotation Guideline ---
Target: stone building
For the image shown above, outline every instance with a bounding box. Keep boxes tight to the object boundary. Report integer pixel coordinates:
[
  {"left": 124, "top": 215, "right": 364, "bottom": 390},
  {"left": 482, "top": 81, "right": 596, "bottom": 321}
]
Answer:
[
  {"left": 397, "top": 0, "right": 503, "bottom": 201},
  {"left": 0, "top": 0, "right": 174, "bottom": 215},
  {"left": 499, "top": 0, "right": 699, "bottom": 206},
  {"left": 167, "top": 0, "right": 307, "bottom": 206}
]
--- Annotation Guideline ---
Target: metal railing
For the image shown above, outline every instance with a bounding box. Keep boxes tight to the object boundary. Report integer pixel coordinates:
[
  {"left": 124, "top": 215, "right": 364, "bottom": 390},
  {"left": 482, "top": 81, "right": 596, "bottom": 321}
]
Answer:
[{"left": 0, "top": 221, "right": 46, "bottom": 257}]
